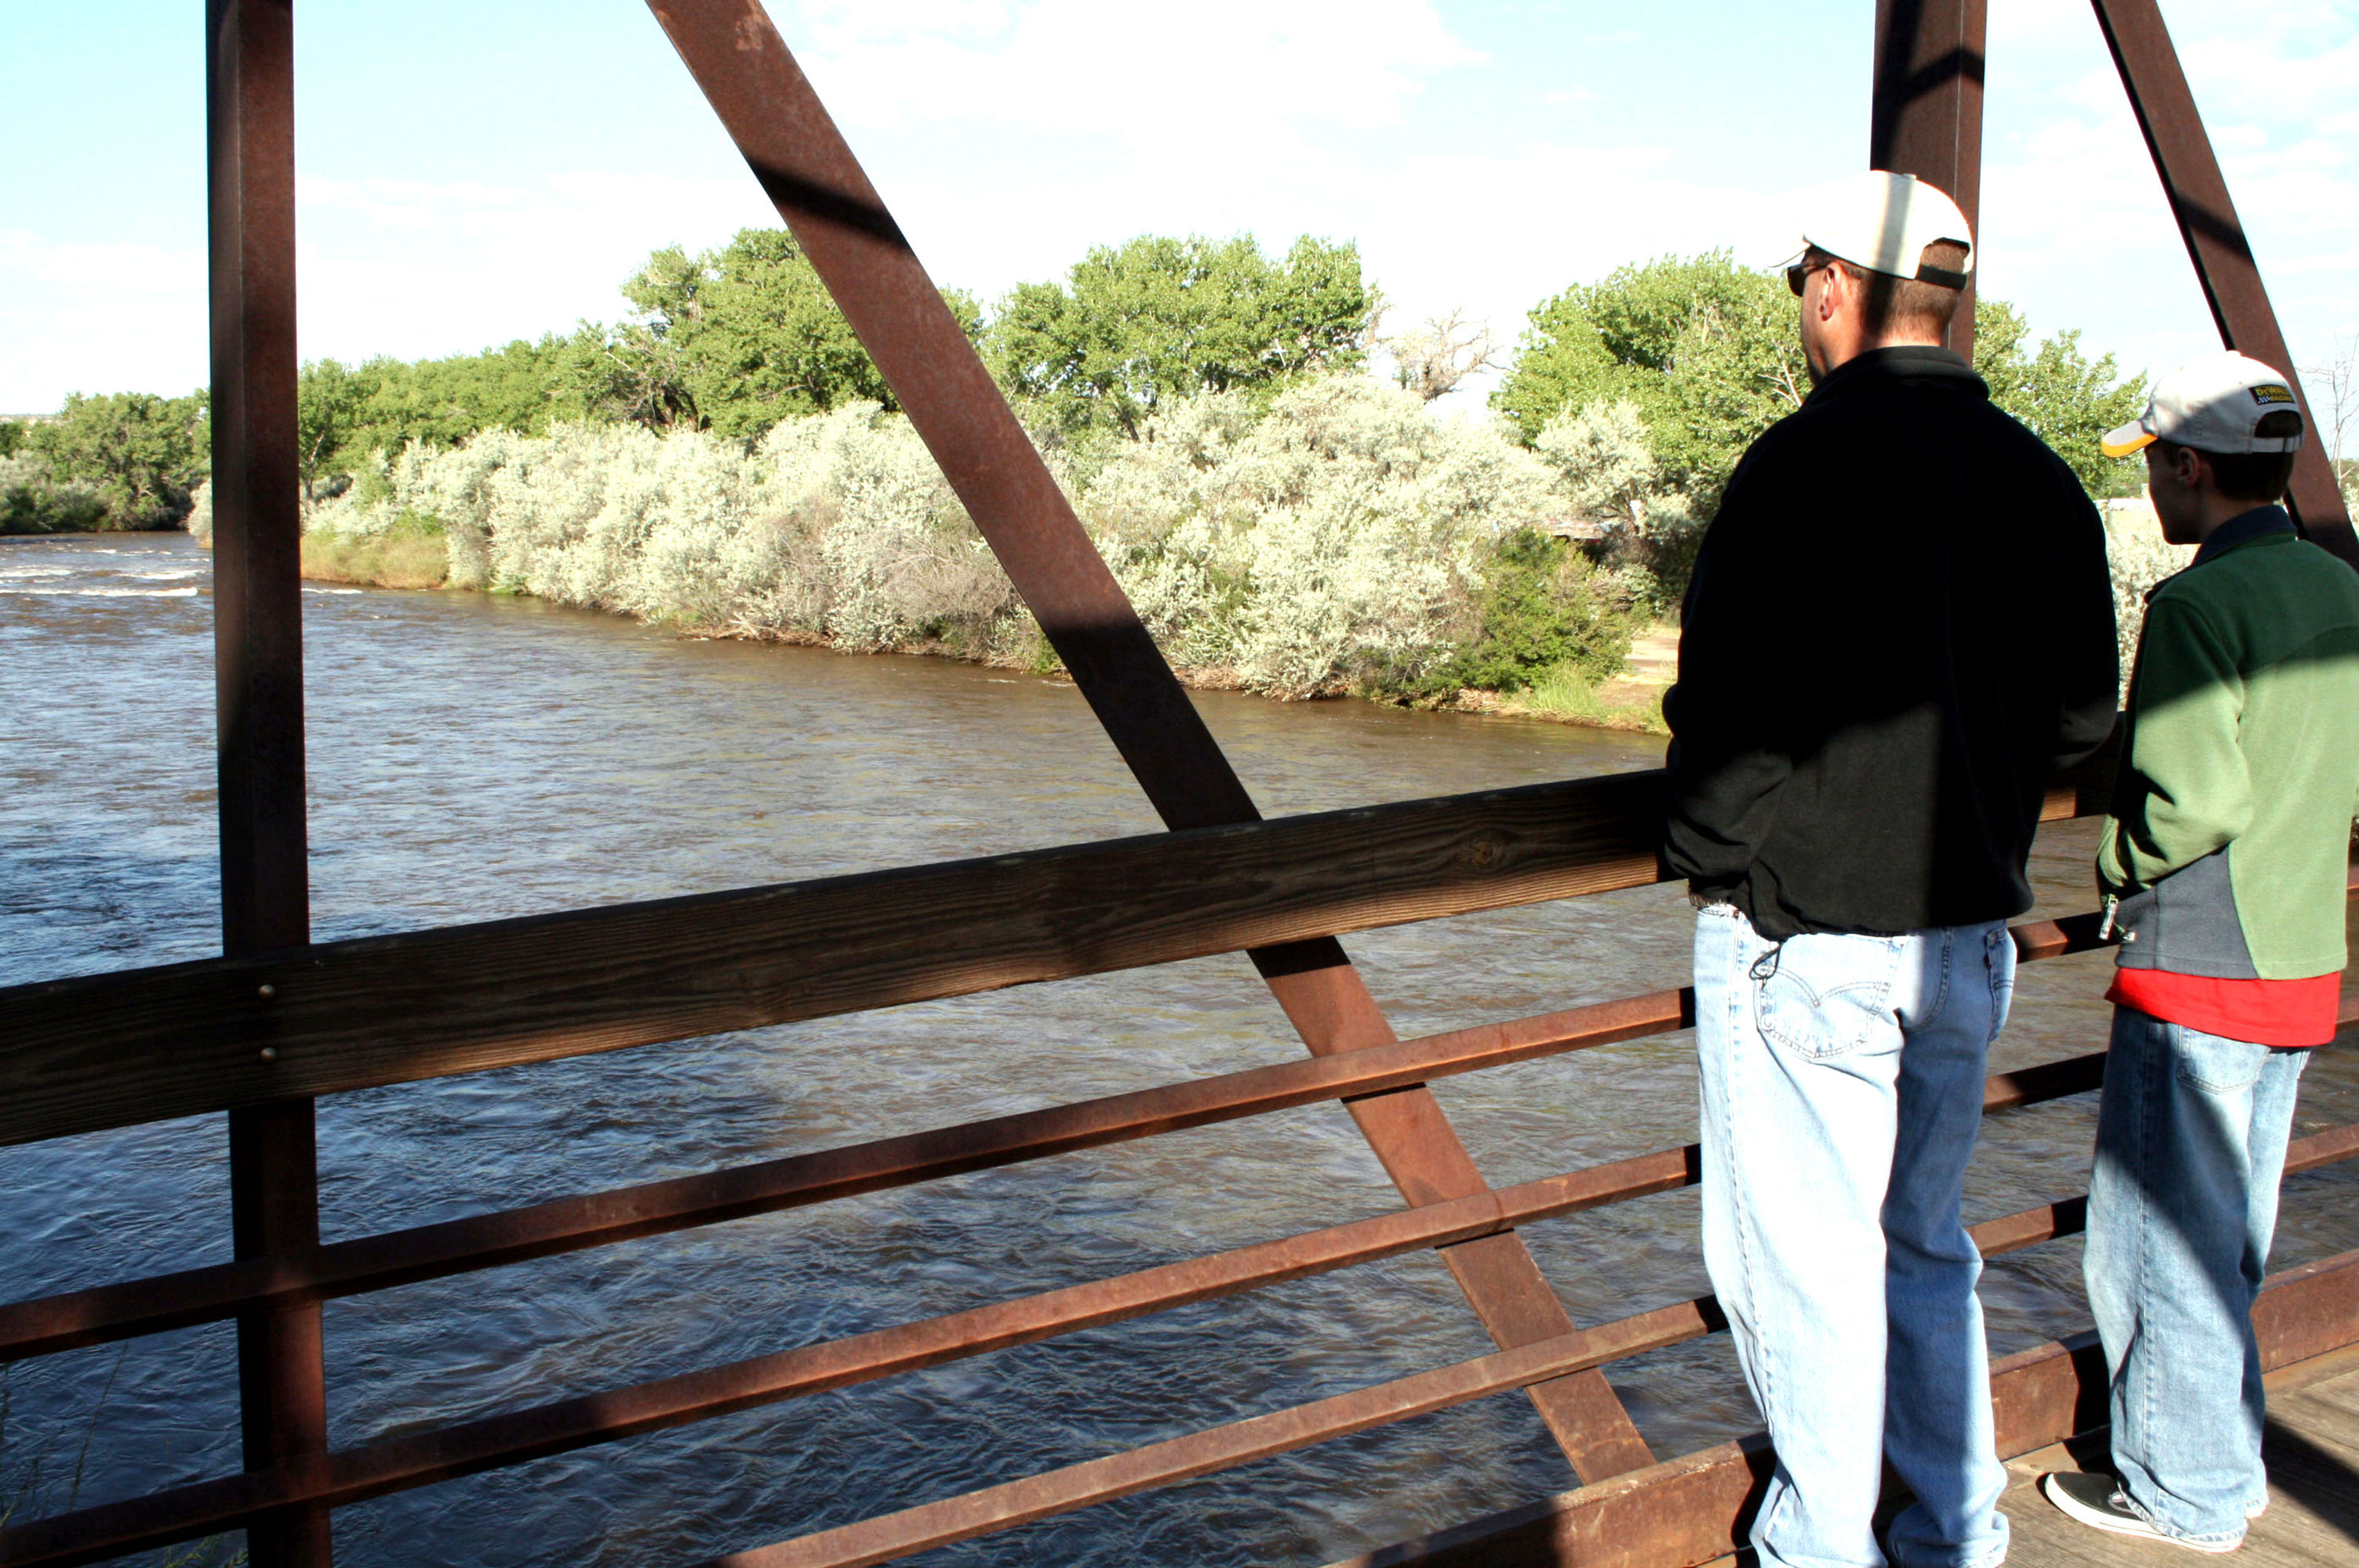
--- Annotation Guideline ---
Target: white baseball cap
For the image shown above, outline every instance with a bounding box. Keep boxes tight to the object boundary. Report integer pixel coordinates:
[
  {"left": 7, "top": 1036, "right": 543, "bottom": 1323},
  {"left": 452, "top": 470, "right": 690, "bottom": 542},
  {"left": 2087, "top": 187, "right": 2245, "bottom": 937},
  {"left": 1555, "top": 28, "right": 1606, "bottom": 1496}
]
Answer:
[
  {"left": 2100, "top": 349, "right": 2306, "bottom": 458},
  {"left": 1799, "top": 170, "right": 1974, "bottom": 286}
]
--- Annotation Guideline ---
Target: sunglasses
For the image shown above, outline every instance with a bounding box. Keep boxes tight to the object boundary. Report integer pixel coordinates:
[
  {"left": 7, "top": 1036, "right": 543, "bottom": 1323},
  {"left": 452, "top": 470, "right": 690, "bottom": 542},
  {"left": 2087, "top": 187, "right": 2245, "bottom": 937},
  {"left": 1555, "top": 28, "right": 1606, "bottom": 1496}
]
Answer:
[{"left": 1786, "top": 257, "right": 1834, "bottom": 297}]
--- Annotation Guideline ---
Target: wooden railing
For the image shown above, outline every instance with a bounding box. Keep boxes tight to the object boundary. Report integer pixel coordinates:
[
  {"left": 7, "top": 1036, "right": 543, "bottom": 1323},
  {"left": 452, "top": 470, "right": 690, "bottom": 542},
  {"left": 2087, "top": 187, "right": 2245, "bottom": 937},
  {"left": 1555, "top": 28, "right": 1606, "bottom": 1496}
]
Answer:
[{"left": 4, "top": 744, "right": 2356, "bottom": 1567}]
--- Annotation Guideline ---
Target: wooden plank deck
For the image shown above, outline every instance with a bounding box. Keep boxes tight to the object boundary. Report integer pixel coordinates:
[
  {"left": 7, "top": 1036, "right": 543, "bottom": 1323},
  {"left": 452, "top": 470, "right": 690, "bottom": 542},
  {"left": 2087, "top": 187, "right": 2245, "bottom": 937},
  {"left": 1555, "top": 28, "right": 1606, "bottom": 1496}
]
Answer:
[{"left": 2001, "top": 1343, "right": 2359, "bottom": 1565}]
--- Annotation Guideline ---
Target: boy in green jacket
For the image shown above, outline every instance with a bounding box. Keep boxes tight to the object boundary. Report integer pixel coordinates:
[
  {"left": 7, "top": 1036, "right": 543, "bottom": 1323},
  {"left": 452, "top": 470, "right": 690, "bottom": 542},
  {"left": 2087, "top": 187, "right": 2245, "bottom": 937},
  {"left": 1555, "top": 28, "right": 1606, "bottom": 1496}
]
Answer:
[{"left": 2042, "top": 351, "right": 2359, "bottom": 1550}]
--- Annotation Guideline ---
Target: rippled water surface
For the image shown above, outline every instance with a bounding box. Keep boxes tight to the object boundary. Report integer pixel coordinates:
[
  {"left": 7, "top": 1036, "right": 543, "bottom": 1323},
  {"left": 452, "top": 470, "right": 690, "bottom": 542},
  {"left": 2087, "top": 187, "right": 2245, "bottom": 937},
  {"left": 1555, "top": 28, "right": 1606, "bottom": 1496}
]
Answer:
[{"left": 4, "top": 531, "right": 2356, "bottom": 1566}]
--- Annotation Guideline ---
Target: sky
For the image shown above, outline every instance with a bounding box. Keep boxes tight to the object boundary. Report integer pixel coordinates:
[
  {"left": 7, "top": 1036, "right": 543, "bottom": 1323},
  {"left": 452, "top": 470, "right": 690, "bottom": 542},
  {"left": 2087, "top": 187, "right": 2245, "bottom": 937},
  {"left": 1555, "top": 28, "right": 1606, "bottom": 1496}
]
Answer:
[{"left": 2, "top": 0, "right": 2354, "bottom": 418}]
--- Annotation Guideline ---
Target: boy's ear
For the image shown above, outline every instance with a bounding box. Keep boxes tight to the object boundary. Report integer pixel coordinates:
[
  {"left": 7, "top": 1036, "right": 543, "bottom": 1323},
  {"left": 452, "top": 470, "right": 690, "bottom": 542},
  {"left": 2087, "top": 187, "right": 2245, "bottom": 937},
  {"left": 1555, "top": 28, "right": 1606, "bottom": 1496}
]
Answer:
[{"left": 2173, "top": 444, "right": 2207, "bottom": 492}]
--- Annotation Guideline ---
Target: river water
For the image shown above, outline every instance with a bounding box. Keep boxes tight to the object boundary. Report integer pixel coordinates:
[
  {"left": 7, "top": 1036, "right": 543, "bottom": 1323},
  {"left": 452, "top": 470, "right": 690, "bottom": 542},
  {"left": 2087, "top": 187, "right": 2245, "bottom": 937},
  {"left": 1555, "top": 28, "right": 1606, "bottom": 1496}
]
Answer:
[{"left": 3, "top": 530, "right": 2355, "bottom": 1567}]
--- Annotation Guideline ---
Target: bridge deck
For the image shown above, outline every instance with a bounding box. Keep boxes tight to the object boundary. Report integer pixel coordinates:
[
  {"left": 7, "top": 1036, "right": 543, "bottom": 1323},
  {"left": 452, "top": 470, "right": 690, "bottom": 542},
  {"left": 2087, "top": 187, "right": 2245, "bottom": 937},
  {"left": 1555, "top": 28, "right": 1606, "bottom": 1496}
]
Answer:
[{"left": 2001, "top": 1343, "right": 2359, "bottom": 1566}]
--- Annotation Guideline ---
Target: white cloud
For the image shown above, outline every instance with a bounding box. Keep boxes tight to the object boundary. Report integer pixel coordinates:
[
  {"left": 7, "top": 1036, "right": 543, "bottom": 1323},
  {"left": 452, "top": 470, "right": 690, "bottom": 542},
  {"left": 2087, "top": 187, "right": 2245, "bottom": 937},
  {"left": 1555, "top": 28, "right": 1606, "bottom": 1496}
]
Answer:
[{"left": 0, "top": 231, "right": 206, "bottom": 410}]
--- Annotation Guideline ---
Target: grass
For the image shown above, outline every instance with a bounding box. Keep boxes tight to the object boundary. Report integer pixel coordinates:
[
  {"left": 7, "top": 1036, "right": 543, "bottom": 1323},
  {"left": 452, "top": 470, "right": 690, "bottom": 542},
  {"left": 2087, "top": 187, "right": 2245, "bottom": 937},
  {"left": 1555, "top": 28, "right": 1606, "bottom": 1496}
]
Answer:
[
  {"left": 1488, "top": 661, "right": 1669, "bottom": 733},
  {"left": 299, "top": 523, "right": 448, "bottom": 589}
]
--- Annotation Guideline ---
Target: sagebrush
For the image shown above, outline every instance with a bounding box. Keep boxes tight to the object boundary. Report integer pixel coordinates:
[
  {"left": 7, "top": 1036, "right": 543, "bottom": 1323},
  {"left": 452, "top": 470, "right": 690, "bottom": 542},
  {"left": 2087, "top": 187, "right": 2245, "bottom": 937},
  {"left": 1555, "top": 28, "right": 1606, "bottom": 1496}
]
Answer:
[{"left": 203, "top": 375, "right": 1649, "bottom": 701}]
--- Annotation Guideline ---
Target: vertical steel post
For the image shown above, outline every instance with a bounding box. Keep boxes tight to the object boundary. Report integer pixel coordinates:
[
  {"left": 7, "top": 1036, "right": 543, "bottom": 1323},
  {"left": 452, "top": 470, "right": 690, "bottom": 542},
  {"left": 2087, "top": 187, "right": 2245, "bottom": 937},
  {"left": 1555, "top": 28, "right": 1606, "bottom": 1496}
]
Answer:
[
  {"left": 2087, "top": 0, "right": 2357, "bottom": 564},
  {"left": 641, "top": 0, "right": 1655, "bottom": 1483},
  {"left": 1871, "top": 0, "right": 1988, "bottom": 361},
  {"left": 209, "top": 2, "right": 332, "bottom": 1562}
]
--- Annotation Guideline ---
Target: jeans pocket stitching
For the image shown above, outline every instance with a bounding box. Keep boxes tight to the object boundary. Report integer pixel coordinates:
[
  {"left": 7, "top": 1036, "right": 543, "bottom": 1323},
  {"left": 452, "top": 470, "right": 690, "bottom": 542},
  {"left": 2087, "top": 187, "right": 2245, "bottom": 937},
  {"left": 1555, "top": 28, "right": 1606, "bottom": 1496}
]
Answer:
[{"left": 1751, "top": 944, "right": 1901, "bottom": 1061}]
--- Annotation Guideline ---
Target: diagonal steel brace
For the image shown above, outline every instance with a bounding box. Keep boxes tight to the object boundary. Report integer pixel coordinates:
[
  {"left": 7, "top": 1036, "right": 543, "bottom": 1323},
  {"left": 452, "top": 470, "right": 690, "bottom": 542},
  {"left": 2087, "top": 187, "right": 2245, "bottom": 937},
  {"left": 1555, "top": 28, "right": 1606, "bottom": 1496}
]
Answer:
[
  {"left": 2086, "top": 0, "right": 2357, "bottom": 566},
  {"left": 641, "top": 0, "right": 1655, "bottom": 1483}
]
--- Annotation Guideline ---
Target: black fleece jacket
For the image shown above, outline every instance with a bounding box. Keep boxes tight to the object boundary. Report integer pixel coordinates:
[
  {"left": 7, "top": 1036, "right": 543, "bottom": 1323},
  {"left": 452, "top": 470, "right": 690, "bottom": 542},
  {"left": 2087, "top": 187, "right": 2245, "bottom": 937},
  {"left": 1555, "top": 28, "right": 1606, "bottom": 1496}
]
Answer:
[{"left": 1662, "top": 346, "right": 2119, "bottom": 940}]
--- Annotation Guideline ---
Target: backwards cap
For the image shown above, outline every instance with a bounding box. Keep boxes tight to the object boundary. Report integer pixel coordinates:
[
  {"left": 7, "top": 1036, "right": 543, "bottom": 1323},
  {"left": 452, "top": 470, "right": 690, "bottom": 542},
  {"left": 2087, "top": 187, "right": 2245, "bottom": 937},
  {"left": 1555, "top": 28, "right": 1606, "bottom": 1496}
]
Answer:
[
  {"left": 2101, "top": 349, "right": 2306, "bottom": 458},
  {"left": 1799, "top": 170, "right": 1974, "bottom": 286}
]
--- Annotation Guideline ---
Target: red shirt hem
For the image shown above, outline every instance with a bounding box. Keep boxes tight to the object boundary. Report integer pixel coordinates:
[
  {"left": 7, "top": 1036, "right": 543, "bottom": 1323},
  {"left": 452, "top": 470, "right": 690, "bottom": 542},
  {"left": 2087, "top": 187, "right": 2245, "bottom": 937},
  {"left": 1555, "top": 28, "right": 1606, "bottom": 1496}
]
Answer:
[{"left": 2107, "top": 967, "right": 2344, "bottom": 1048}]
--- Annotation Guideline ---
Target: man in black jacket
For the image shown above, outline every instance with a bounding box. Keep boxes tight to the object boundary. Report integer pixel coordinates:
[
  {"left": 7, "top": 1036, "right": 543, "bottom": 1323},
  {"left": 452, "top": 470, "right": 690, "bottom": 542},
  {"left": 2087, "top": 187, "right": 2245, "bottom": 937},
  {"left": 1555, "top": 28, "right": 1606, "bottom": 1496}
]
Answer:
[{"left": 1665, "top": 170, "right": 2118, "bottom": 1568}]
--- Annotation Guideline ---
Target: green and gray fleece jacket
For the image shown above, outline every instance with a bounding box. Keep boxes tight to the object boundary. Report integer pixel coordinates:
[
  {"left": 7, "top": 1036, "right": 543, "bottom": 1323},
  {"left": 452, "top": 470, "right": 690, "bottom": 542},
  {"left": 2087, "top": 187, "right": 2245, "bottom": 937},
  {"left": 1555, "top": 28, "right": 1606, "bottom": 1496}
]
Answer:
[{"left": 2099, "top": 507, "right": 2359, "bottom": 980}]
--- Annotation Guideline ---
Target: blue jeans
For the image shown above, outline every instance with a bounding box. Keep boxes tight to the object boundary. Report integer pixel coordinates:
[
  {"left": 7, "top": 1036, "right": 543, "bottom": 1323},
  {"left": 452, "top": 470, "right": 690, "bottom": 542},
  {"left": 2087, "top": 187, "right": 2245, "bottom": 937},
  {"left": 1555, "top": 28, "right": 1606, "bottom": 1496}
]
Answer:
[
  {"left": 1696, "top": 905, "right": 2015, "bottom": 1568},
  {"left": 2085, "top": 1006, "right": 2309, "bottom": 1548}
]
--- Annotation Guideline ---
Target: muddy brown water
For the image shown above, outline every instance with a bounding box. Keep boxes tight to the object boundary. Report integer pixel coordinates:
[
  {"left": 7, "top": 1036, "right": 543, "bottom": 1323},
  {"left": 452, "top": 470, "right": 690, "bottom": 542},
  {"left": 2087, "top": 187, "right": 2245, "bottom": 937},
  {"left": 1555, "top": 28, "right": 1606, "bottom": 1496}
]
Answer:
[{"left": 4, "top": 531, "right": 2356, "bottom": 1566}]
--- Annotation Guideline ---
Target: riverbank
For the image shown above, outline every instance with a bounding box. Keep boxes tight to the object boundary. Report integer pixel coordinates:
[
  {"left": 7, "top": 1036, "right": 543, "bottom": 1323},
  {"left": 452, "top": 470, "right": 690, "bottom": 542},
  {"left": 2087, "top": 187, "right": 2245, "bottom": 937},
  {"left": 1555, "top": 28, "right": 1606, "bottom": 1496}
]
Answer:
[
  {"left": 299, "top": 525, "right": 449, "bottom": 590},
  {"left": 279, "top": 523, "right": 1674, "bottom": 733},
  {"left": 197, "top": 384, "right": 1665, "bottom": 712}
]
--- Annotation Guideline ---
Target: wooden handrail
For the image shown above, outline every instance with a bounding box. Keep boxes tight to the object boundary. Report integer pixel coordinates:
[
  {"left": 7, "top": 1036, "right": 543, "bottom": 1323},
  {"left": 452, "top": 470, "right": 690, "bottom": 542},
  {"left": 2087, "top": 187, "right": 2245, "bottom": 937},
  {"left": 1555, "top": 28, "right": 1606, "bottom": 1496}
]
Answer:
[{"left": 0, "top": 741, "right": 2122, "bottom": 1151}]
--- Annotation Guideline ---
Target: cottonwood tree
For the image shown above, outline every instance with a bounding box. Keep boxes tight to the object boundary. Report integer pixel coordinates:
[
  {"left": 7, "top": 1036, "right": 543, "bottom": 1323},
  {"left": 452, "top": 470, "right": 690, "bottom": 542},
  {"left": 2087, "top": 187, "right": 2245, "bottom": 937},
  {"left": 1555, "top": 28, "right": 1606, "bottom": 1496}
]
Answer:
[
  {"left": 292, "top": 340, "right": 589, "bottom": 487},
  {"left": 1971, "top": 302, "right": 2146, "bottom": 499},
  {"left": 1496, "top": 249, "right": 2144, "bottom": 512},
  {"left": 296, "top": 357, "right": 367, "bottom": 502},
  {"left": 1386, "top": 310, "right": 1503, "bottom": 403},
  {"left": 1493, "top": 251, "right": 1806, "bottom": 514},
  {"left": 987, "top": 233, "right": 1375, "bottom": 440},
  {"left": 598, "top": 229, "right": 980, "bottom": 440},
  {"left": 26, "top": 391, "right": 210, "bottom": 529}
]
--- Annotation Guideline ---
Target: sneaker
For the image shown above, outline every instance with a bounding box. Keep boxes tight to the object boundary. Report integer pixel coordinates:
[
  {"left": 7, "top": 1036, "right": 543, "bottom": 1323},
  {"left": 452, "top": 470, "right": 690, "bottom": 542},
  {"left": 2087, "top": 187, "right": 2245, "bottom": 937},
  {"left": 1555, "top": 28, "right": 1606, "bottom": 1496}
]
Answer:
[{"left": 2039, "top": 1472, "right": 2242, "bottom": 1553}]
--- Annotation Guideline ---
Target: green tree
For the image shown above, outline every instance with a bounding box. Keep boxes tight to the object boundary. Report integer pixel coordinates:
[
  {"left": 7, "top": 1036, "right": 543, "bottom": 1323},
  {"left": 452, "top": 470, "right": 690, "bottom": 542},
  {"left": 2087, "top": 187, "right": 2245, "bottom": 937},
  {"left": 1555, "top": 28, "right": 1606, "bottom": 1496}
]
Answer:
[
  {"left": 28, "top": 391, "right": 211, "bottom": 529},
  {"left": 567, "top": 318, "right": 698, "bottom": 432},
  {"left": 0, "top": 419, "right": 26, "bottom": 458},
  {"left": 297, "top": 358, "right": 370, "bottom": 501},
  {"left": 988, "top": 233, "right": 1375, "bottom": 439},
  {"left": 601, "top": 228, "right": 972, "bottom": 439},
  {"left": 1971, "top": 298, "right": 2146, "bottom": 497},
  {"left": 1497, "top": 251, "right": 2145, "bottom": 513},
  {"left": 347, "top": 335, "right": 587, "bottom": 456},
  {"left": 1494, "top": 252, "right": 1805, "bottom": 513}
]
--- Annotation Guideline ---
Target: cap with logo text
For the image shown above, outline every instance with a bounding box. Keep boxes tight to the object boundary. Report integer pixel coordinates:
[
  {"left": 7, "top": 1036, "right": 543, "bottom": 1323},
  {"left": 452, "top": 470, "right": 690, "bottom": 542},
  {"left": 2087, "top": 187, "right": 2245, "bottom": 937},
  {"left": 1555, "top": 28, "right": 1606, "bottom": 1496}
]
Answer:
[
  {"left": 1798, "top": 170, "right": 1974, "bottom": 286},
  {"left": 2102, "top": 349, "right": 2306, "bottom": 458}
]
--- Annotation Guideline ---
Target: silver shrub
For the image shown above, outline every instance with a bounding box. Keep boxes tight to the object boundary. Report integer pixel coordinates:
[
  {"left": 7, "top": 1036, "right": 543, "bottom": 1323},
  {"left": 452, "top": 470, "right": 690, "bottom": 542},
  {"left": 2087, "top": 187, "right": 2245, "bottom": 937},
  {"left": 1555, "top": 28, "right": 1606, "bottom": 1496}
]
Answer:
[
  {"left": 1536, "top": 400, "right": 1655, "bottom": 526},
  {"left": 303, "top": 408, "right": 1013, "bottom": 650},
  {"left": 1087, "top": 375, "right": 1568, "bottom": 696},
  {"left": 2099, "top": 499, "right": 2194, "bottom": 701},
  {"left": 289, "top": 375, "right": 1579, "bottom": 695},
  {"left": 184, "top": 478, "right": 213, "bottom": 544},
  {"left": 222, "top": 378, "right": 2178, "bottom": 712}
]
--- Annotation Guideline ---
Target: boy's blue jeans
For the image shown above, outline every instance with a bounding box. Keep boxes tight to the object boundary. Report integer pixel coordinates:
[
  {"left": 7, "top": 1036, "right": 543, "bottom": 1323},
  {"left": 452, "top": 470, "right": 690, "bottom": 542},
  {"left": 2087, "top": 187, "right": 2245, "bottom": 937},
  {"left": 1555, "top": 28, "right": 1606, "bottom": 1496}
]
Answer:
[
  {"left": 1696, "top": 904, "right": 2015, "bottom": 1568},
  {"left": 2086, "top": 1005, "right": 2309, "bottom": 1548}
]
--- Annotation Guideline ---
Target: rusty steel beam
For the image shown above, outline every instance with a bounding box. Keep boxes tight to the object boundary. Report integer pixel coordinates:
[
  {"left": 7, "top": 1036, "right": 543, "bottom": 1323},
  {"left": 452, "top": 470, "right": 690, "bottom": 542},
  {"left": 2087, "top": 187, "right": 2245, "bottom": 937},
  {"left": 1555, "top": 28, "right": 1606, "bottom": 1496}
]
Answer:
[
  {"left": 687, "top": 1187, "right": 2165, "bottom": 1568},
  {"left": 3, "top": 876, "right": 2202, "bottom": 1363},
  {"left": 206, "top": 2, "right": 331, "bottom": 1564},
  {"left": 16, "top": 1080, "right": 2342, "bottom": 1568},
  {"left": 697, "top": 1183, "right": 2344, "bottom": 1568},
  {"left": 707, "top": 1301, "right": 1731, "bottom": 1568},
  {"left": 2088, "top": 0, "right": 2357, "bottom": 564},
  {"left": 1981, "top": 1048, "right": 2103, "bottom": 1112},
  {"left": 1331, "top": 1433, "right": 1778, "bottom": 1568},
  {"left": 1871, "top": 0, "right": 1988, "bottom": 359},
  {"left": 635, "top": 0, "right": 1651, "bottom": 1478},
  {"left": 1328, "top": 1248, "right": 2359, "bottom": 1568},
  {"left": 0, "top": 1149, "right": 1703, "bottom": 1567}
]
